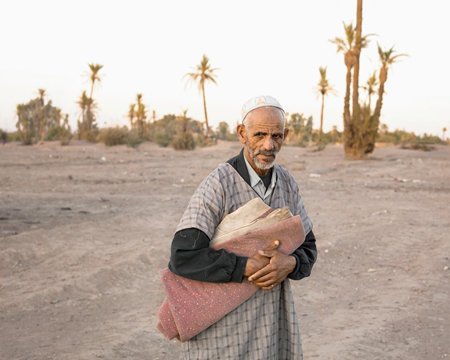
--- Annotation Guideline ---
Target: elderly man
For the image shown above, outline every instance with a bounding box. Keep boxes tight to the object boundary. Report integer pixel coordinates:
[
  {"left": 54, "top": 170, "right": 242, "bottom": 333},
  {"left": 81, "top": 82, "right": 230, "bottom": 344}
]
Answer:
[{"left": 168, "top": 95, "right": 317, "bottom": 360}]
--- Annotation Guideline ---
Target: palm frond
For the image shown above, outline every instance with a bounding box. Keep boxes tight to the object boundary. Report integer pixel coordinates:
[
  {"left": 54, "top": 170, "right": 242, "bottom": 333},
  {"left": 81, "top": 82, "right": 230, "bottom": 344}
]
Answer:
[
  {"left": 377, "top": 43, "right": 409, "bottom": 67},
  {"left": 329, "top": 37, "right": 348, "bottom": 53},
  {"left": 183, "top": 55, "right": 218, "bottom": 93}
]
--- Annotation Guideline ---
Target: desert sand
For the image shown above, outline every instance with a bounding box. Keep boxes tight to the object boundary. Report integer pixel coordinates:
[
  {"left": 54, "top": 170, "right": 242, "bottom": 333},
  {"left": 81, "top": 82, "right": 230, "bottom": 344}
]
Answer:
[{"left": 0, "top": 140, "right": 448, "bottom": 359}]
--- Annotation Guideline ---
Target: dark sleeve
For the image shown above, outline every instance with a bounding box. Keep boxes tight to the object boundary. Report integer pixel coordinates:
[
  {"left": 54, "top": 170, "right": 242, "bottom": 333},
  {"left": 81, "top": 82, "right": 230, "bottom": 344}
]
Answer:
[
  {"left": 168, "top": 228, "right": 248, "bottom": 283},
  {"left": 287, "top": 230, "right": 317, "bottom": 280}
]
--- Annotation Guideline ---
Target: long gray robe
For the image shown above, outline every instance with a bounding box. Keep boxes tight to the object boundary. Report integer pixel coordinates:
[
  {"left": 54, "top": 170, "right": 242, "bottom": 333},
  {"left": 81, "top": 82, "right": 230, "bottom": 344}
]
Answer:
[{"left": 176, "top": 162, "right": 313, "bottom": 360}]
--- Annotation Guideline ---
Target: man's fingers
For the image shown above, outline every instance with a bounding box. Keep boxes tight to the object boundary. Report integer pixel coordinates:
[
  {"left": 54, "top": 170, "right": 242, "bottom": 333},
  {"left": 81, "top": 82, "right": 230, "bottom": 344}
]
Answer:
[
  {"left": 248, "top": 265, "right": 272, "bottom": 282},
  {"left": 251, "top": 273, "right": 273, "bottom": 285},
  {"left": 258, "top": 249, "right": 279, "bottom": 258},
  {"left": 261, "top": 282, "right": 279, "bottom": 291}
]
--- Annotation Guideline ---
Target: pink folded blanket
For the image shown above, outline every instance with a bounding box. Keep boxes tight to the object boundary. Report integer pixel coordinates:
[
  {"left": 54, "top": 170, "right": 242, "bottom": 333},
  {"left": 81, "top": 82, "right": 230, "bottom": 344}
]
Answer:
[{"left": 156, "top": 214, "right": 305, "bottom": 342}]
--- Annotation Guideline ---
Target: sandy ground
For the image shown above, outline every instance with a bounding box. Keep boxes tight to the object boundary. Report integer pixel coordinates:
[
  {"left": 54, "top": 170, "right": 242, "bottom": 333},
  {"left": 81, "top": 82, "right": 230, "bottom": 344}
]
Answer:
[{"left": 0, "top": 140, "right": 448, "bottom": 360}]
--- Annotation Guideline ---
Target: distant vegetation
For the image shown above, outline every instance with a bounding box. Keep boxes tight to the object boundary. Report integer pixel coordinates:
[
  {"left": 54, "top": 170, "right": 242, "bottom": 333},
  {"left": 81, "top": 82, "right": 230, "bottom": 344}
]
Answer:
[
  {"left": 1, "top": 23, "right": 446, "bottom": 154},
  {"left": 377, "top": 124, "right": 444, "bottom": 147},
  {"left": 1, "top": 119, "right": 447, "bottom": 150},
  {"left": 14, "top": 89, "right": 71, "bottom": 145}
]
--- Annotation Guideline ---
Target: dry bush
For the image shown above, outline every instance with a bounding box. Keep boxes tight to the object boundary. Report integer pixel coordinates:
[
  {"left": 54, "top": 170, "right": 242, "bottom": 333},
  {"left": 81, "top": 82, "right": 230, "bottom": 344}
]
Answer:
[
  {"left": 125, "top": 131, "right": 144, "bottom": 148},
  {"left": 60, "top": 128, "right": 72, "bottom": 146},
  {"left": 97, "top": 127, "right": 128, "bottom": 146},
  {"left": 154, "top": 130, "right": 171, "bottom": 147},
  {"left": 200, "top": 136, "right": 217, "bottom": 147},
  {"left": 84, "top": 129, "right": 99, "bottom": 143},
  {"left": 400, "top": 143, "right": 435, "bottom": 151},
  {"left": 172, "top": 133, "right": 196, "bottom": 150}
]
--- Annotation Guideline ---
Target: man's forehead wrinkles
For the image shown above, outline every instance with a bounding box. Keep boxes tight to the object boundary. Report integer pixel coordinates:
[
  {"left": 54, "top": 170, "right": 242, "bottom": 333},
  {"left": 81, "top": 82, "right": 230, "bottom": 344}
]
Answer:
[{"left": 251, "top": 125, "right": 284, "bottom": 133}]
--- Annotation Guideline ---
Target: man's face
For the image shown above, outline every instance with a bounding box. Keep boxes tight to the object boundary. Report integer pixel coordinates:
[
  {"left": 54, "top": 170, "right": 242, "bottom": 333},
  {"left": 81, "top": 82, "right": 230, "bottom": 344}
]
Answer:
[{"left": 237, "top": 107, "right": 289, "bottom": 176}]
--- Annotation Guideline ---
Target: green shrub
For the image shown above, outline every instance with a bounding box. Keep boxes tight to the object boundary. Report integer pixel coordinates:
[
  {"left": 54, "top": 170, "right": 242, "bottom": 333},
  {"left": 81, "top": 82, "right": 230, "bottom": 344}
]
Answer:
[
  {"left": 172, "top": 132, "right": 196, "bottom": 150},
  {"left": 418, "top": 133, "right": 442, "bottom": 144},
  {"left": 195, "top": 133, "right": 204, "bottom": 147},
  {"left": 203, "top": 137, "right": 217, "bottom": 147},
  {"left": 154, "top": 130, "right": 171, "bottom": 147},
  {"left": 98, "top": 127, "right": 128, "bottom": 146},
  {"left": 45, "top": 125, "right": 62, "bottom": 141},
  {"left": 60, "top": 128, "right": 72, "bottom": 146},
  {"left": 0, "top": 129, "right": 7, "bottom": 141},
  {"left": 84, "top": 129, "right": 100, "bottom": 143},
  {"left": 7, "top": 131, "right": 21, "bottom": 142},
  {"left": 126, "top": 131, "right": 143, "bottom": 148}
]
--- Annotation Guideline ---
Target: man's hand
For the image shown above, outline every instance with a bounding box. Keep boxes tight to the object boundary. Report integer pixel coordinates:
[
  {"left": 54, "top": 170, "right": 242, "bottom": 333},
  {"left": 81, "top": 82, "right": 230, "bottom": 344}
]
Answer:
[
  {"left": 243, "top": 240, "right": 279, "bottom": 278},
  {"left": 248, "top": 248, "right": 296, "bottom": 290}
]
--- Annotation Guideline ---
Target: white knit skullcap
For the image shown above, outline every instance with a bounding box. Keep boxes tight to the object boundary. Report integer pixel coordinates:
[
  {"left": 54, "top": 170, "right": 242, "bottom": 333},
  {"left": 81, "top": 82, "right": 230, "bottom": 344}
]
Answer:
[{"left": 241, "top": 95, "right": 285, "bottom": 123}]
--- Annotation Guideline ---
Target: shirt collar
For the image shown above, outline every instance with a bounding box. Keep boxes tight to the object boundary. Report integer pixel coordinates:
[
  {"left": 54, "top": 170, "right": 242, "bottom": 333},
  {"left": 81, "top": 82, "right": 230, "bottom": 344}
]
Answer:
[{"left": 243, "top": 153, "right": 277, "bottom": 188}]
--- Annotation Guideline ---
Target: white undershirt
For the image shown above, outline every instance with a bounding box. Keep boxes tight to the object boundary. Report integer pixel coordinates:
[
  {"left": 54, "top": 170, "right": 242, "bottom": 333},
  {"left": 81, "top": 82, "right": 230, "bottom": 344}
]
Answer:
[{"left": 243, "top": 155, "right": 277, "bottom": 206}]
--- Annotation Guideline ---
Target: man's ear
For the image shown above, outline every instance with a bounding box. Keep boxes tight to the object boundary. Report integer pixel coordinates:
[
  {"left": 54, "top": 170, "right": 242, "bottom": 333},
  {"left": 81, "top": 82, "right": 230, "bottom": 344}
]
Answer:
[
  {"left": 283, "top": 127, "right": 290, "bottom": 139},
  {"left": 237, "top": 124, "right": 246, "bottom": 144}
]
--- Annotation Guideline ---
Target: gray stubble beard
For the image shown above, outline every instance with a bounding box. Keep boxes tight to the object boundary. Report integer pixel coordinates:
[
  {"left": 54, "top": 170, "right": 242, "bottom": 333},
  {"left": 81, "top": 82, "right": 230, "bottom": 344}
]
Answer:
[{"left": 246, "top": 139, "right": 279, "bottom": 171}]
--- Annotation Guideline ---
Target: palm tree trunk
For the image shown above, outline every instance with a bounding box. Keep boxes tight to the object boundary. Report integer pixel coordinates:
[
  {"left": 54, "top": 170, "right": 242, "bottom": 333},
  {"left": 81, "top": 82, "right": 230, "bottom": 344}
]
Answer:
[
  {"left": 318, "top": 93, "right": 325, "bottom": 143},
  {"left": 89, "top": 81, "right": 95, "bottom": 100},
  {"left": 38, "top": 98, "right": 44, "bottom": 141},
  {"left": 364, "top": 66, "right": 387, "bottom": 154},
  {"left": 201, "top": 81, "right": 209, "bottom": 137},
  {"left": 352, "top": 0, "right": 363, "bottom": 123},
  {"left": 41, "top": 118, "right": 46, "bottom": 141},
  {"left": 86, "top": 81, "right": 95, "bottom": 132},
  {"left": 343, "top": 64, "right": 354, "bottom": 156},
  {"left": 85, "top": 105, "right": 91, "bottom": 132},
  {"left": 372, "top": 67, "right": 386, "bottom": 125},
  {"left": 82, "top": 109, "right": 87, "bottom": 137},
  {"left": 16, "top": 113, "right": 24, "bottom": 142},
  {"left": 22, "top": 120, "right": 27, "bottom": 143}
]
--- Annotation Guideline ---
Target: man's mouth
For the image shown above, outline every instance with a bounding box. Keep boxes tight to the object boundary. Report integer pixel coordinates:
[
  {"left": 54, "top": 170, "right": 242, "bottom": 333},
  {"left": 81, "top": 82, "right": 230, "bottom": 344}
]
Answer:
[
  {"left": 256, "top": 152, "right": 276, "bottom": 160},
  {"left": 258, "top": 154, "right": 274, "bottom": 161}
]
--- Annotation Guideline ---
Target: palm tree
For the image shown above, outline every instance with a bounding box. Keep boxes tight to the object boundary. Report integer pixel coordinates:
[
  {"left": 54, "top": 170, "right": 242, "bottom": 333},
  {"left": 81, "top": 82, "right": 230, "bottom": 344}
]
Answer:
[
  {"left": 15, "top": 104, "right": 29, "bottom": 144},
  {"left": 76, "top": 90, "right": 98, "bottom": 139},
  {"left": 37, "top": 88, "right": 46, "bottom": 141},
  {"left": 183, "top": 55, "right": 218, "bottom": 137},
  {"left": 178, "top": 108, "right": 191, "bottom": 135},
  {"left": 330, "top": 22, "right": 357, "bottom": 132},
  {"left": 314, "top": 67, "right": 337, "bottom": 143},
  {"left": 88, "top": 64, "right": 103, "bottom": 98},
  {"left": 128, "top": 104, "right": 136, "bottom": 131},
  {"left": 135, "top": 94, "right": 147, "bottom": 136},
  {"left": 173, "top": 109, "right": 196, "bottom": 150},
  {"left": 443, "top": 127, "right": 447, "bottom": 140},
  {"left": 360, "top": 71, "right": 378, "bottom": 112},
  {"left": 86, "top": 63, "right": 104, "bottom": 132},
  {"left": 330, "top": 21, "right": 372, "bottom": 158},
  {"left": 287, "top": 113, "right": 306, "bottom": 138},
  {"left": 372, "top": 45, "right": 408, "bottom": 127},
  {"left": 60, "top": 114, "right": 72, "bottom": 145},
  {"left": 364, "top": 44, "right": 408, "bottom": 153}
]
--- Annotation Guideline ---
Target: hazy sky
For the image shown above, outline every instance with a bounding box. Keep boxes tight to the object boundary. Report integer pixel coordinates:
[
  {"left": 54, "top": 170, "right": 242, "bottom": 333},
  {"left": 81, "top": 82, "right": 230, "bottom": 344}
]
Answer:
[{"left": 0, "top": 0, "right": 449, "bottom": 136}]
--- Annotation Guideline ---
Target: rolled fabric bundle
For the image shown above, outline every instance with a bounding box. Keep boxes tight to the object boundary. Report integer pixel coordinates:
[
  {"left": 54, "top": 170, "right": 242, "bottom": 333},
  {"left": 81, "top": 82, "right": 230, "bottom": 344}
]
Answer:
[{"left": 157, "top": 200, "right": 305, "bottom": 342}]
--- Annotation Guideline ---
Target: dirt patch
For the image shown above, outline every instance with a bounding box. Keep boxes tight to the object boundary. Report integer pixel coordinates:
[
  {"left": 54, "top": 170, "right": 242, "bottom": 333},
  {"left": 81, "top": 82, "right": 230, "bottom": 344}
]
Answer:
[{"left": 0, "top": 140, "right": 448, "bottom": 359}]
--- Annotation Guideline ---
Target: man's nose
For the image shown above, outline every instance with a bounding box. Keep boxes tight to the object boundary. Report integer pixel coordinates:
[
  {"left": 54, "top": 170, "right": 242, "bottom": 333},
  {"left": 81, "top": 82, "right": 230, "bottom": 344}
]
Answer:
[{"left": 263, "top": 136, "right": 274, "bottom": 150}]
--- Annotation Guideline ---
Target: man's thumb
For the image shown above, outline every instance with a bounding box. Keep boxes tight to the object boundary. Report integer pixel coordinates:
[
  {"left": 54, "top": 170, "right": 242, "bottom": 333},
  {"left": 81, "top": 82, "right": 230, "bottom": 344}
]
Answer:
[{"left": 265, "top": 240, "right": 280, "bottom": 251}]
